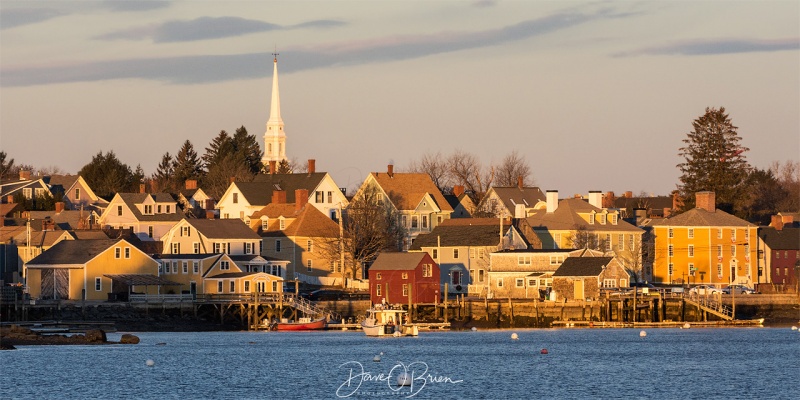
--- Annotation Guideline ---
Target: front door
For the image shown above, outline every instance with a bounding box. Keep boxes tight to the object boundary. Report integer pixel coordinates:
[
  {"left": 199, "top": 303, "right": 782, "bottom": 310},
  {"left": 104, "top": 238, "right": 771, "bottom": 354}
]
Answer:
[
  {"left": 257, "top": 281, "right": 267, "bottom": 293},
  {"left": 574, "top": 279, "right": 584, "bottom": 300},
  {"left": 189, "top": 282, "right": 197, "bottom": 300}
]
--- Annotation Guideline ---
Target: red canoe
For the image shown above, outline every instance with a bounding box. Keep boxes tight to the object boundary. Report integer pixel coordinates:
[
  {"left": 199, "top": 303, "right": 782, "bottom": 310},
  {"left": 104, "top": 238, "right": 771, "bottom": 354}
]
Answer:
[{"left": 273, "top": 318, "right": 327, "bottom": 331}]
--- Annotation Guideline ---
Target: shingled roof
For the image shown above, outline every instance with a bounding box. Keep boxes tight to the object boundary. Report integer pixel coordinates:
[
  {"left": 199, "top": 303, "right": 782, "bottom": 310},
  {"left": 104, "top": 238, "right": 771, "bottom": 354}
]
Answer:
[
  {"left": 236, "top": 172, "right": 327, "bottom": 205},
  {"left": 185, "top": 219, "right": 261, "bottom": 240},
  {"left": 758, "top": 227, "right": 800, "bottom": 250},
  {"left": 649, "top": 208, "right": 753, "bottom": 227},
  {"left": 370, "top": 172, "right": 453, "bottom": 212},
  {"left": 526, "top": 198, "right": 641, "bottom": 232},
  {"left": 553, "top": 257, "right": 614, "bottom": 277},
  {"left": 117, "top": 193, "right": 182, "bottom": 222},
  {"left": 369, "top": 252, "right": 429, "bottom": 271},
  {"left": 490, "top": 186, "right": 545, "bottom": 210},
  {"left": 410, "top": 224, "right": 504, "bottom": 249},
  {"left": 254, "top": 204, "right": 340, "bottom": 239},
  {"left": 26, "top": 239, "right": 127, "bottom": 265}
]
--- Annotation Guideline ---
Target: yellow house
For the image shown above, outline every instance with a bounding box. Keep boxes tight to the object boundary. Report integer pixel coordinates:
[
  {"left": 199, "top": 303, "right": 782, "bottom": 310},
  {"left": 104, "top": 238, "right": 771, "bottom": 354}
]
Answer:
[
  {"left": 26, "top": 238, "right": 161, "bottom": 301},
  {"left": 201, "top": 254, "right": 283, "bottom": 294},
  {"left": 651, "top": 192, "right": 757, "bottom": 287}
]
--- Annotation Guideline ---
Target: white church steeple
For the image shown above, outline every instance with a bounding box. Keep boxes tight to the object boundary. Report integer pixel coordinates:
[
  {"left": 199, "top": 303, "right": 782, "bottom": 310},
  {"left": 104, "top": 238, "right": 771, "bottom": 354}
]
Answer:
[{"left": 262, "top": 52, "right": 286, "bottom": 167}]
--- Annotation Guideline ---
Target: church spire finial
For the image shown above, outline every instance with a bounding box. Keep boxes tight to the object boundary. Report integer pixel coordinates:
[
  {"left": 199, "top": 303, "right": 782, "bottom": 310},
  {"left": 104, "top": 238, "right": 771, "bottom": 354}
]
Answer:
[{"left": 262, "top": 48, "right": 286, "bottom": 166}]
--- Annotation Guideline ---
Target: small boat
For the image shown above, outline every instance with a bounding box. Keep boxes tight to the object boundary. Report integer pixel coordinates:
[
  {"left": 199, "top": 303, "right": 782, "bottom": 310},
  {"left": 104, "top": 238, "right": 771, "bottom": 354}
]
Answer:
[
  {"left": 269, "top": 317, "right": 327, "bottom": 331},
  {"left": 361, "top": 306, "right": 419, "bottom": 337}
]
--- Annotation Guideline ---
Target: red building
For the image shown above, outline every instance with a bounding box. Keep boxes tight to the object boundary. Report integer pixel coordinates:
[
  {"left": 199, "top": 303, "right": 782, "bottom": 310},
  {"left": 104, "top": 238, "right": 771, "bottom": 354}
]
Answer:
[{"left": 369, "top": 252, "right": 440, "bottom": 305}]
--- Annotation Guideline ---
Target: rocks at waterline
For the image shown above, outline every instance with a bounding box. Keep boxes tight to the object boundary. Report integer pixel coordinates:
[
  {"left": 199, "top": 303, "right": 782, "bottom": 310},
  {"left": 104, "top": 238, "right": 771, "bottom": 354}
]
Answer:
[{"left": 0, "top": 325, "right": 139, "bottom": 348}]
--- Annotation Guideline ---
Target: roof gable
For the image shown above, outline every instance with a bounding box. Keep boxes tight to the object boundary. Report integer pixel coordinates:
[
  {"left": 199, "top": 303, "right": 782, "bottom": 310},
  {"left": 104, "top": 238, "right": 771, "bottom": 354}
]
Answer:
[
  {"left": 368, "top": 172, "right": 453, "bottom": 212},
  {"left": 370, "top": 252, "right": 429, "bottom": 271},
  {"left": 650, "top": 208, "right": 754, "bottom": 227},
  {"left": 553, "top": 257, "right": 614, "bottom": 277}
]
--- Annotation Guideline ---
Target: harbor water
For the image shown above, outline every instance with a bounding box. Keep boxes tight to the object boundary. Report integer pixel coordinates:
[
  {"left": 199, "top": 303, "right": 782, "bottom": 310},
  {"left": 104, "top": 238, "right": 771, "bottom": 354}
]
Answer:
[{"left": 1, "top": 327, "right": 798, "bottom": 399}]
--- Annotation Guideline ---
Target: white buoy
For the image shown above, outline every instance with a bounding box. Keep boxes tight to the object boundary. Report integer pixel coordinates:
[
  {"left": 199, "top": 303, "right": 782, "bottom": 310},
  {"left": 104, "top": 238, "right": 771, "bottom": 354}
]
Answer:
[
  {"left": 146, "top": 359, "right": 155, "bottom": 367},
  {"left": 791, "top": 326, "right": 798, "bottom": 331},
  {"left": 373, "top": 353, "right": 381, "bottom": 362},
  {"left": 511, "top": 333, "right": 519, "bottom": 340},
  {"left": 397, "top": 372, "right": 412, "bottom": 386},
  {"left": 471, "top": 327, "right": 477, "bottom": 332},
  {"left": 639, "top": 330, "right": 647, "bottom": 338},
  {"left": 683, "top": 323, "right": 691, "bottom": 329}
]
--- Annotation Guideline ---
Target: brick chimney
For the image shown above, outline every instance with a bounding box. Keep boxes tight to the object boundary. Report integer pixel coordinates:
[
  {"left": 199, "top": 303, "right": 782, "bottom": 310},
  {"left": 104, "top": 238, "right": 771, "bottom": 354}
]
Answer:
[
  {"left": 295, "top": 189, "right": 309, "bottom": 211},
  {"left": 453, "top": 185, "right": 465, "bottom": 197},
  {"left": 229, "top": 176, "right": 236, "bottom": 184},
  {"left": 308, "top": 159, "right": 316, "bottom": 174},
  {"left": 387, "top": 164, "right": 394, "bottom": 178},
  {"left": 205, "top": 210, "right": 216, "bottom": 220},
  {"left": 139, "top": 183, "right": 146, "bottom": 193},
  {"left": 603, "top": 191, "right": 615, "bottom": 208},
  {"left": 272, "top": 190, "right": 286, "bottom": 204},
  {"left": 770, "top": 215, "right": 784, "bottom": 231},
  {"left": 6, "top": 195, "right": 14, "bottom": 203},
  {"left": 19, "top": 170, "right": 31, "bottom": 181},
  {"left": 695, "top": 191, "right": 715, "bottom": 212},
  {"left": 269, "top": 160, "right": 277, "bottom": 174},
  {"left": 42, "top": 216, "right": 55, "bottom": 231},
  {"left": 624, "top": 191, "right": 633, "bottom": 198},
  {"left": 781, "top": 214, "right": 794, "bottom": 224},
  {"left": 55, "top": 202, "right": 65, "bottom": 214},
  {"left": 185, "top": 180, "right": 197, "bottom": 190},
  {"left": 546, "top": 190, "right": 558, "bottom": 213},
  {"left": 517, "top": 176, "right": 523, "bottom": 189}
]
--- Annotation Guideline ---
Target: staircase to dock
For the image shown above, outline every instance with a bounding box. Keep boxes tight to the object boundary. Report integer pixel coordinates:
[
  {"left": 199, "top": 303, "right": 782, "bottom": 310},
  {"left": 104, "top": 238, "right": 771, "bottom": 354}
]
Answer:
[{"left": 684, "top": 295, "right": 733, "bottom": 320}]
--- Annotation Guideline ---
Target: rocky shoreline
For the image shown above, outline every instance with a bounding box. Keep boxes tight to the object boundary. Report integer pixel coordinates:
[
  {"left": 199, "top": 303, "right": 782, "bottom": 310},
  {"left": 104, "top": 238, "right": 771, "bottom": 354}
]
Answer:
[{"left": 0, "top": 325, "right": 140, "bottom": 350}]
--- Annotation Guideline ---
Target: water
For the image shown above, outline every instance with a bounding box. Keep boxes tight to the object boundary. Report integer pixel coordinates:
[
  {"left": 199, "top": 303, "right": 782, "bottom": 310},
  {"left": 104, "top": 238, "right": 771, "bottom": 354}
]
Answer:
[{"left": 1, "top": 328, "right": 798, "bottom": 399}]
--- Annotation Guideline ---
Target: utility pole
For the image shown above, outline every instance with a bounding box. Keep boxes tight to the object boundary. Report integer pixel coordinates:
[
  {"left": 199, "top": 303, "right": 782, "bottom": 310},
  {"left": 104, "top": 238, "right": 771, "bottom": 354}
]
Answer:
[{"left": 338, "top": 203, "right": 345, "bottom": 289}]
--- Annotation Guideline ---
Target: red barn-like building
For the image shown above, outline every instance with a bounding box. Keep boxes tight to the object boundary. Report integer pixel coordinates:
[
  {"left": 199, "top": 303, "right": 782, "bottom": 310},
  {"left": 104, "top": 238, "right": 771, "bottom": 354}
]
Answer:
[{"left": 369, "top": 252, "right": 440, "bottom": 305}]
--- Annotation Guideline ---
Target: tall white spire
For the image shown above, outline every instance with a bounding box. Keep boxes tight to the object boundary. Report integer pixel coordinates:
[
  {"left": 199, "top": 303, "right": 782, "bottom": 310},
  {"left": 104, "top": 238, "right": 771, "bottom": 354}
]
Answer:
[{"left": 262, "top": 52, "right": 286, "bottom": 167}]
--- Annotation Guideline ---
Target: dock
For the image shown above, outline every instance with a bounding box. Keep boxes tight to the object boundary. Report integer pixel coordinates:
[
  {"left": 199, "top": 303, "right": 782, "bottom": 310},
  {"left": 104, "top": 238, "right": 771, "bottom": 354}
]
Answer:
[{"left": 326, "top": 322, "right": 451, "bottom": 331}]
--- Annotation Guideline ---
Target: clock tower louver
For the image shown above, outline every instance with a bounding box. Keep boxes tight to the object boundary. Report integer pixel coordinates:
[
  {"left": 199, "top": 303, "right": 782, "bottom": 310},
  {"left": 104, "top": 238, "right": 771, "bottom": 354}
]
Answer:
[{"left": 262, "top": 53, "right": 286, "bottom": 168}]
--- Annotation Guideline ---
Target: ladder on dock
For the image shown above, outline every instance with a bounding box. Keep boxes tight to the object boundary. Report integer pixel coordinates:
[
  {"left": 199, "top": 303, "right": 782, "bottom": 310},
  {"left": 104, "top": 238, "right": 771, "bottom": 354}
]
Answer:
[
  {"left": 684, "top": 295, "right": 733, "bottom": 320},
  {"left": 285, "top": 295, "right": 341, "bottom": 322}
]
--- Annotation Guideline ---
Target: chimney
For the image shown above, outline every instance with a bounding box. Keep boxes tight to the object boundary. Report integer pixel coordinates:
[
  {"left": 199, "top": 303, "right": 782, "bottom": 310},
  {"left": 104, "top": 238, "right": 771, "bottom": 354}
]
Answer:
[
  {"left": 770, "top": 215, "right": 784, "bottom": 231},
  {"left": 19, "top": 170, "right": 31, "bottom": 181},
  {"left": 588, "top": 191, "right": 603, "bottom": 209},
  {"left": 5, "top": 195, "right": 13, "bottom": 203},
  {"left": 671, "top": 191, "right": 683, "bottom": 211},
  {"left": 453, "top": 185, "right": 465, "bottom": 197},
  {"left": 514, "top": 204, "right": 526, "bottom": 219},
  {"left": 185, "top": 180, "right": 197, "bottom": 190},
  {"left": 695, "top": 191, "right": 715, "bottom": 212},
  {"left": 229, "top": 176, "right": 236, "bottom": 184},
  {"left": 269, "top": 160, "right": 277, "bottom": 174},
  {"left": 139, "top": 183, "right": 146, "bottom": 193},
  {"left": 624, "top": 191, "right": 633, "bottom": 198},
  {"left": 546, "top": 190, "right": 558, "bottom": 213},
  {"left": 308, "top": 159, "right": 316, "bottom": 174},
  {"left": 295, "top": 189, "right": 309, "bottom": 211},
  {"left": 387, "top": 164, "right": 394, "bottom": 178},
  {"left": 781, "top": 214, "right": 794, "bottom": 224},
  {"left": 42, "top": 216, "right": 54, "bottom": 231},
  {"left": 55, "top": 202, "right": 65, "bottom": 214},
  {"left": 205, "top": 210, "right": 216, "bottom": 220},
  {"left": 603, "top": 191, "right": 615, "bottom": 208},
  {"left": 634, "top": 208, "right": 646, "bottom": 220},
  {"left": 517, "top": 176, "right": 523, "bottom": 189},
  {"left": 272, "top": 190, "right": 287, "bottom": 204},
  {"left": 0, "top": 217, "right": 4, "bottom": 227}
]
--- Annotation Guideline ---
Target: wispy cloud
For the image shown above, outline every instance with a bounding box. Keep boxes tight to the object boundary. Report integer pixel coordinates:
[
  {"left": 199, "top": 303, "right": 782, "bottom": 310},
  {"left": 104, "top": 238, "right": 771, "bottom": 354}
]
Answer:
[
  {"left": 615, "top": 38, "right": 800, "bottom": 57},
  {"left": 95, "top": 17, "right": 345, "bottom": 42},
  {"left": 3, "top": 9, "right": 618, "bottom": 87},
  {"left": 0, "top": 8, "right": 68, "bottom": 30},
  {"left": 102, "top": 0, "right": 172, "bottom": 12},
  {"left": 472, "top": 0, "right": 498, "bottom": 8}
]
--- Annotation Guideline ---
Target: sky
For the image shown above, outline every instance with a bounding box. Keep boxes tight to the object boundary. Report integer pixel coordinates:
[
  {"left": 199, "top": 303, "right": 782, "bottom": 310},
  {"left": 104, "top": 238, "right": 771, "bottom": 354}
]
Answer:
[{"left": 1, "top": 1, "right": 798, "bottom": 197}]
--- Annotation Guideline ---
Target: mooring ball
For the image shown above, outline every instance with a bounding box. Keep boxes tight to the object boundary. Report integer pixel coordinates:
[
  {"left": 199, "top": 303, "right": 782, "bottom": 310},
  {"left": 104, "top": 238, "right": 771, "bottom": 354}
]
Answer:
[
  {"left": 639, "top": 330, "right": 647, "bottom": 337},
  {"left": 540, "top": 349, "right": 548, "bottom": 355},
  {"left": 146, "top": 359, "right": 155, "bottom": 367},
  {"left": 397, "top": 372, "right": 412, "bottom": 386},
  {"left": 511, "top": 333, "right": 519, "bottom": 340}
]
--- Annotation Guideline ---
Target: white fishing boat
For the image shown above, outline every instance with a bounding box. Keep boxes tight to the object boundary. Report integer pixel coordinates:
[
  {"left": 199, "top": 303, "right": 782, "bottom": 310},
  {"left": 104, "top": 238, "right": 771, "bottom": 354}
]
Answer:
[{"left": 361, "top": 306, "right": 419, "bottom": 337}]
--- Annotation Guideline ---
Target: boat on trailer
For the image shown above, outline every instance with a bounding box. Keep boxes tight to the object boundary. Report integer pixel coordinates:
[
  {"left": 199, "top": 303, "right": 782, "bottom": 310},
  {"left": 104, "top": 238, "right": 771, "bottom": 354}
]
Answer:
[{"left": 361, "top": 306, "right": 419, "bottom": 337}]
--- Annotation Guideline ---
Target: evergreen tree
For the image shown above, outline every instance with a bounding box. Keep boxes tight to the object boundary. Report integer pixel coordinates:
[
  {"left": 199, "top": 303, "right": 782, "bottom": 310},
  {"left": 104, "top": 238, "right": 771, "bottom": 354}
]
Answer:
[
  {"left": 232, "top": 126, "right": 263, "bottom": 174},
  {"left": 735, "top": 168, "right": 787, "bottom": 224},
  {"left": 152, "top": 152, "right": 175, "bottom": 193},
  {"left": 0, "top": 151, "right": 15, "bottom": 181},
  {"left": 173, "top": 140, "right": 204, "bottom": 186},
  {"left": 677, "top": 107, "right": 750, "bottom": 212},
  {"left": 203, "top": 130, "right": 233, "bottom": 168},
  {"left": 277, "top": 159, "right": 293, "bottom": 174},
  {"left": 78, "top": 151, "right": 137, "bottom": 199}
]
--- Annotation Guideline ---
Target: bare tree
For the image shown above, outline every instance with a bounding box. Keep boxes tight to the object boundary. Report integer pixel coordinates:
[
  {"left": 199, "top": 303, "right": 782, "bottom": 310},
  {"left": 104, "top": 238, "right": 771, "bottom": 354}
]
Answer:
[
  {"left": 407, "top": 151, "right": 450, "bottom": 193},
  {"left": 567, "top": 225, "right": 608, "bottom": 252},
  {"left": 771, "top": 160, "right": 800, "bottom": 212},
  {"left": 494, "top": 150, "right": 533, "bottom": 187},
  {"left": 614, "top": 233, "right": 653, "bottom": 283},
  {"left": 447, "top": 149, "right": 494, "bottom": 205}
]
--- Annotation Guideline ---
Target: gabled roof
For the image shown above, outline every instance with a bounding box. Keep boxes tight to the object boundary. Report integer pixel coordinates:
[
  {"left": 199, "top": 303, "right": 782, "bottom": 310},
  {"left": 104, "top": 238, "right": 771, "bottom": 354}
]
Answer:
[
  {"left": 525, "top": 198, "right": 641, "bottom": 232},
  {"left": 253, "top": 204, "right": 340, "bottom": 238},
  {"left": 71, "top": 230, "right": 113, "bottom": 240},
  {"left": 185, "top": 219, "right": 261, "bottom": 240},
  {"left": 235, "top": 172, "right": 328, "bottom": 205},
  {"left": 26, "top": 239, "right": 128, "bottom": 265},
  {"left": 370, "top": 252, "right": 429, "bottom": 271},
  {"left": 489, "top": 186, "right": 545, "bottom": 211},
  {"left": 27, "top": 230, "right": 72, "bottom": 247},
  {"left": 758, "top": 227, "right": 800, "bottom": 250},
  {"left": 410, "top": 224, "right": 505, "bottom": 249},
  {"left": 29, "top": 210, "right": 97, "bottom": 231},
  {"left": 0, "top": 225, "right": 26, "bottom": 243},
  {"left": 229, "top": 254, "right": 268, "bottom": 263},
  {"left": 0, "top": 179, "right": 50, "bottom": 198},
  {"left": 115, "top": 193, "right": 182, "bottom": 222},
  {"left": 649, "top": 208, "right": 754, "bottom": 228},
  {"left": 553, "top": 257, "right": 614, "bottom": 277},
  {"left": 1, "top": 202, "right": 20, "bottom": 217},
  {"left": 614, "top": 196, "right": 673, "bottom": 215},
  {"left": 43, "top": 175, "right": 80, "bottom": 194},
  {"left": 206, "top": 272, "right": 263, "bottom": 279},
  {"left": 369, "top": 172, "right": 453, "bottom": 212}
]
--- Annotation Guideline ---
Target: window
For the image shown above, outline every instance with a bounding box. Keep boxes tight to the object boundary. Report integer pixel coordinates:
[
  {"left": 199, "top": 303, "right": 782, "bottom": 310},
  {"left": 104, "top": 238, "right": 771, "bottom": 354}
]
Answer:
[
  {"left": 554, "top": 233, "right": 561, "bottom": 249},
  {"left": 402, "top": 272, "right": 408, "bottom": 280},
  {"left": 550, "top": 255, "right": 564, "bottom": 265},
  {"left": 717, "top": 245, "right": 723, "bottom": 258},
  {"left": 478, "top": 270, "right": 485, "bottom": 283},
  {"left": 688, "top": 228, "right": 694, "bottom": 239},
  {"left": 117, "top": 205, "right": 123, "bottom": 216},
  {"left": 745, "top": 229, "right": 750, "bottom": 240},
  {"left": 315, "top": 191, "right": 323, "bottom": 203},
  {"left": 422, "top": 215, "right": 428, "bottom": 229},
  {"left": 668, "top": 245, "right": 674, "bottom": 257},
  {"left": 279, "top": 219, "right": 285, "bottom": 230},
  {"left": 193, "top": 262, "right": 199, "bottom": 274},
  {"left": 411, "top": 216, "right": 418, "bottom": 229},
  {"left": 148, "top": 226, "right": 153, "bottom": 238},
  {"left": 402, "top": 284, "right": 408, "bottom": 297},
  {"left": 775, "top": 251, "right": 780, "bottom": 259},
  {"left": 115, "top": 248, "right": 121, "bottom": 259},
  {"left": 589, "top": 214, "right": 595, "bottom": 224},
  {"left": 688, "top": 245, "right": 694, "bottom": 258},
  {"left": 144, "top": 205, "right": 153, "bottom": 214},
  {"left": 376, "top": 285, "right": 382, "bottom": 297},
  {"left": 330, "top": 261, "right": 336, "bottom": 272},
  {"left": 328, "top": 191, "right": 333, "bottom": 203},
  {"left": 245, "top": 242, "right": 252, "bottom": 255},
  {"left": 376, "top": 273, "right": 382, "bottom": 280},
  {"left": 158, "top": 263, "right": 163, "bottom": 274},
  {"left": 95, "top": 277, "right": 102, "bottom": 291},
  {"left": 432, "top": 249, "right": 438, "bottom": 259},
  {"left": 166, "top": 205, "right": 171, "bottom": 213},
  {"left": 518, "top": 256, "right": 531, "bottom": 265},
  {"left": 218, "top": 281, "right": 223, "bottom": 292},
  {"left": 731, "top": 245, "right": 736, "bottom": 257},
  {"left": 529, "top": 279, "right": 537, "bottom": 286},
  {"left": 451, "top": 271, "right": 461, "bottom": 285},
  {"left": 233, "top": 193, "right": 238, "bottom": 204},
  {"left": 183, "top": 262, "right": 188, "bottom": 274},
  {"left": 717, "top": 263, "right": 723, "bottom": 277},
  {"left": 307, "top": 259, "right": 312, "bottom": 272},
  {"left": 307, "top": 240, "right": 313, "bottom": 253},
  {"left": 629, "top": 235, "right": 634, "bottom": 251},
  {"left": 213, "top": 243, "right": 221, "bottom": 253},
  {"left": 618, "top": 234, "right": 624, "bottom": 251},
  {"left": 193, "top": 243, "right": 200, "bottom": 254},
  {"left": 261, "top": 218, "right": 269, "bottom": 230},
  {"left": 605, "top": 234, "right": 612, "bottom": 251},
  {"left": 220, "top": 261, "right": 230, "bottom": 270},
  {"left": 668, "top": 263, "right": 674, "bottom": 276},
  {"left": 478, "top": 248, "right": 485, "bottom": 258},
  {"left": 276, "top": 240, "right": 281, "bottom": 252},
  {"left": 181, "top": 226, "right": 190, "bottom": 236},
  {"left": 124, "top": 247, "right": 130, "bottom": 259},
  {"left": 157, "top": 205, "right": 162, "bottom": 213},
  {"left": 599, "top": 214, "right": 606, "bottom": 225},
  {"left": 515, "top": 278, "right": 524, "bottom": 287},
  {"left": 422, "top": 264, "right": 433, "bottom": 277},
  {"left": 244, "top": 281, "right": 251, "bottom": 292},
  {"left": 402, "top": 215, "right": 407, "bottom": 227},
  {"left": 230, "top": 281, "right": 235, "bottom": 292},
  {"left": 610, "top": 214, "right": 617, "bottom": 224},
  {"left": 172, "top": 262, "right": 178, "bottom": 274},
  {"left": 668, "top": 228, "right": 673, "bottom": 238},
  {"left": 497, "top": 278, "right": 504, "bottom": 288},
  {"left": 453, "top": 249, "right": 459, "bottom": 259},
  {"left": 75, "top": 188, "right": 80, "bottom": 200},
  {"left": 172, "top": 243, "right": 180, "bottom": 254},
  {"left": 717, "top": 229, "right": 723, "bottom": 239},
  {"left": 688, "top": 263, "right": 695, "bottom": 276},
  {"left": 469, "top": 248, "right": 475, "bottom": 258},
  {"left": 603, "top": 279, "right": 617, "bottom": 288},
  {"left": 23, "top": 188, "right": 32, "bottom": 199},
  {"left": 731, "top": 229, "right": 736, "bottom": 241}
]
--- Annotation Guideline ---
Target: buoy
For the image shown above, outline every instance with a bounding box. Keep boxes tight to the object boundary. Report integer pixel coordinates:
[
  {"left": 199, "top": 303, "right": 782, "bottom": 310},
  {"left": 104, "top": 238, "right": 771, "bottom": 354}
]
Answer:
[
  {"left": 146, "top": 359, "right": 155, "bottom": 367},
  {"left": 791, "top": 326, "right": 798, "bottom": 331},
  {"left": 639, "top": 330, "right": 647, "bottom": 338},
  {"left": 683, "top": 323, "right": 691, "bottom": 329},
  {"left": 471, "top": 327, "right": 477, "bottom": 331},
  {"left": 373, "top": 354, "right": 381, "bottom": 362},
  {"left": 397, "top": 372, "right": 412, "bottom": 386},
  {"left": 511, "top": 333, "right": 519, "bottom": 340},
  {"left": 540, "top": 349, "right": 548, "bottom": 354}
]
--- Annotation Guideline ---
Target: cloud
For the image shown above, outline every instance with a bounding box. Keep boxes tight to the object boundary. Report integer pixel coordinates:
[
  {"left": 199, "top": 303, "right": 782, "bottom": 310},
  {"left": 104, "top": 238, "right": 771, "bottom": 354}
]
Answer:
[
  {"left": 0, "top": 8, "right": 68, "bottom": 30},
  {"left": 615, "top": 38, "right": 800, "bottom": 57},
  {"left": 472, "top": 0, "right": 498, "bottom": 8},
  {"left": 102, "top": 0, "right": 171, "bottom": 12},
  {"left": 289, "top": 20, "right": 347, "bottom": 30},
  {"left": 3, "top": 9, "right": 615, "bottom": 87}
]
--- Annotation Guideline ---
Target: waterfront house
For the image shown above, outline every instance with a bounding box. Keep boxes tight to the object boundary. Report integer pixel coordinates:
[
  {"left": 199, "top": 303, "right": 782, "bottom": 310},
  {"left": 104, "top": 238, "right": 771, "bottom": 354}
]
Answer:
[
  {"left": 98, "top": 192, "right": 182, "bottom": 241},
  {"left": 201, "top": 253, "right": 283, "bottom": 295},
  {"left": 486, "top": 248, "right": 577, "bottom": 299},
  {"left": 368, "top": 252, "right": 440, "bottom": 305},
  {"left": 650, "top": 191, "right": 757, "bottom": 287},
  {"left": 25, "top": 238, "right": 162, "bottom": 301},
  {"left": 552, "top": 256, "right": 628, "bottom": 301},
  {"left": 757, "top": 215, "right": 799, "bottom": 290},
  {"left": 477, "top": 179, "right": 546, "bottom": 218},
  {"left": 352, "top": 164, "right": 453, "bottom": 246},
  {"left": 409, "top": 218, "right": 528, "bottom": 296}
]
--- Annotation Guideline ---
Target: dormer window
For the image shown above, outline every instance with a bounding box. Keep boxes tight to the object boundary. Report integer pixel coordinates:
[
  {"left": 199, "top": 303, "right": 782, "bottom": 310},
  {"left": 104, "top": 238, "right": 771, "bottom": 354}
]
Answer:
[
  {"left": 599, "top": 214, "right": 606, "bottom": 225},
  {"left": 279, "top": 219, "right": 285, "bottom": 230},
  {"left": 261, "top": 217, "right": 268, "bottom": 230},
  {"left": 157, "top": 205, "right": 162, "bottom": 213},
  {"left": 166, "top": 205, "right": 171, "bottom": 213},
  {"left": 610, "top": 213, "right": 617, "bottom": 225},
  {"left": 588, "top": 213, "right": 595, "bottom": 224},
  {"left": 144, "top": 205, "right": 153, "bottom": 215}
]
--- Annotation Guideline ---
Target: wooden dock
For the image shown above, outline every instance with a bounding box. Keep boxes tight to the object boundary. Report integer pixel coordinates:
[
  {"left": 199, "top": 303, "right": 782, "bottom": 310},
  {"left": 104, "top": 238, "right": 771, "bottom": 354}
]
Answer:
[{"left": 326, "top": 322, "right": 451, "bottom": 331}]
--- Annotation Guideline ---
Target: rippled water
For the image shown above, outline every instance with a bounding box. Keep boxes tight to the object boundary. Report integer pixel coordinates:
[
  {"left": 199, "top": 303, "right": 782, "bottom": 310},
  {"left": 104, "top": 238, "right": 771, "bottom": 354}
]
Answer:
[{"left": 1, "top": 327, "right": 798, "bottom": 399}]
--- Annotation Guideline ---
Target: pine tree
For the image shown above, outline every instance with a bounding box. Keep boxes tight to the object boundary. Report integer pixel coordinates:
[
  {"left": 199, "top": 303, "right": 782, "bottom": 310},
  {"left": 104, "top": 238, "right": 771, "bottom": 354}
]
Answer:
[
  {"left": 173, "top": 140, "right": 204, "bottom": 186},
  {"left": 78, "top": 151, "right": 137, "bottom": 199},
  {"left": 232, "top": 126, "right": 263, "bottom": 174},
  {"left": 203, "top": 130, "right": 233, "bottom": 167},
  {"left": 677, "top": 107, "right": 750, "bottom": 212},
  {"left": 152, "top": 152, "right": 175, "bottom": 193}
]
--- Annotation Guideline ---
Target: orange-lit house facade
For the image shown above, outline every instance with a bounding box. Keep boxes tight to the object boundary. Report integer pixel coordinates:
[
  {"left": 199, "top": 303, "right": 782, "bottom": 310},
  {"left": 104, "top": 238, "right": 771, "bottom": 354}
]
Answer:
[{"left": 651, "top": 192, "right": 757, "bottom": 287}]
